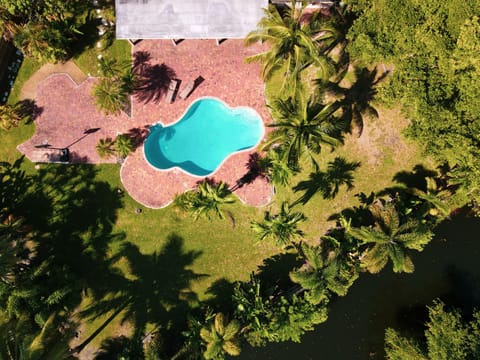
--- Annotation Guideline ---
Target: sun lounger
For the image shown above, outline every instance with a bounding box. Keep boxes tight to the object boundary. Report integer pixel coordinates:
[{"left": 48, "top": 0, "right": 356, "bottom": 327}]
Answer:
[
  {"left": 31, "top": 148, "right": 69, "bottom": 164},
  {"left": 179, "top": 80, "right": 195, "bottom": 100},
  {"left": 165, "top": 79, "right": 179, "bottom": 104}
]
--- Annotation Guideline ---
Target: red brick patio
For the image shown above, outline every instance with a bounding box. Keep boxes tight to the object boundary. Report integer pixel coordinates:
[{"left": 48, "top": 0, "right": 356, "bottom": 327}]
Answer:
[{"left": 18, "top": 39, "right": 274, "bottom": 208}]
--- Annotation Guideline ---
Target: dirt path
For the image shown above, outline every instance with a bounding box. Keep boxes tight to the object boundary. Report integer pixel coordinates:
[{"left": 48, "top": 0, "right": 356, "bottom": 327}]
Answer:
[{"left": 20, "top": 60, "right": 87, "bottom": 100}]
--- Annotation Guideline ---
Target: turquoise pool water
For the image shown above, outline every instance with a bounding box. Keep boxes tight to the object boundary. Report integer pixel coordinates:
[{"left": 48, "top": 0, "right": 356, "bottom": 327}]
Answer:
[{"left": 144, "top": 98, "right": 264, "bottom": 176}]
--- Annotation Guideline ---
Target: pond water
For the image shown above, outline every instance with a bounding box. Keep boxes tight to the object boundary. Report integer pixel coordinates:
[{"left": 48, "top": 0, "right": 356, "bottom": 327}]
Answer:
[{"left": 241, "top": 215, "right": 480, "bottom": 359}]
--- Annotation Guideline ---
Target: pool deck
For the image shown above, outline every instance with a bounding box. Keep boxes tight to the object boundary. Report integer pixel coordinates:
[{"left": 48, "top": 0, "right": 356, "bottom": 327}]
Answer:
[{"left": 17, "top": 39, "right": 274, "bottom": 208}]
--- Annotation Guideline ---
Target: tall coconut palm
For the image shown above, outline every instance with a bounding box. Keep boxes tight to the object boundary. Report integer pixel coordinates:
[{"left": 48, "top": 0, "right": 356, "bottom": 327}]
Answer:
[
  {"left": 259, "top": 147, "right": 297, "bottom": 187},
  {"left": 245, "top": 0, "right": 337, "bottom": 95},
  {"left": 200, "top": 313, "right": 241, "bottom": 359},
  {"left": 251, "top": 201, "right": 306, "bottom": 247},
  {"left": 174, "top": 181, "right": 236, "bottom": 221},
  {"left": 95, "top": 137, "right": 116, "bottom": 159},
  {"left": 263, "top": 92, "right": 344, "bottom": 169},
  {"left": 0, "top": 104, "right": 22, "bottom": 131},
  {"left": 345, "top": 201, "right": 434, "bottom": 273}
]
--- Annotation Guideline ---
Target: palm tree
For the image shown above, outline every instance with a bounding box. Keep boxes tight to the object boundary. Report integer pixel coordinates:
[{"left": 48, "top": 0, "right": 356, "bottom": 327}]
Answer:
[
  {"left": 263, "top": 92, "right": 344, "bottom": 169},
  {"left": 93, "top": 79, "right": 129, "bottom": 116},
  {"left": 244, "top": 0, "right": 337, "bottom": 95},
  {"left": 345, "top": 201, "right": 434, "bottom": 273},
  {"left": 259, "top": 147, "right": 297, "bottom": 187},
  {"left": 200, "top": 313, "right": 241, "bottom": 359},
  {"left": 93, "top": 58, "right": 136, "bottom": 116},
  {"left": 289, "top": 242, "right": 358, "bottom": 305},
  {"left": 96, "top": 137, "right": 116, "bottom": 159},
  {"left": 0, "top": 104, "right": 22, "bottom": 131},
  {"left": 174, "top": 181, "right": 236, "bottom": 221},
  {"left": 410, "top": 177, "right": 451, "bottom": 217},
  {"left": 289, "top": 243, "right": 329, "bottom": 305},
  {"left": 251, "top": 201, "right": 306, "bottom": 247},
  {"left": 114, "top": 134, "right": 135, "bottom": 159}
]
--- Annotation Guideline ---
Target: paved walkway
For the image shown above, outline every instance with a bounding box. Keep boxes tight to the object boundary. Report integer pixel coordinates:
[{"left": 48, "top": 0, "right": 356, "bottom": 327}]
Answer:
[
  {"left": 17, "top": 40, "right": 274, "bottom": 208},
  {"left": 20, "top": 61, "right": 87, "bottom": 100}
]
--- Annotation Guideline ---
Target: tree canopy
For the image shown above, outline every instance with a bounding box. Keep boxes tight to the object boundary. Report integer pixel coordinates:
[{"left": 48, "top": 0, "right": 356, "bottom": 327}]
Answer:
[{"left": 346, "top": 0, "right": 480, "bottom": 205}]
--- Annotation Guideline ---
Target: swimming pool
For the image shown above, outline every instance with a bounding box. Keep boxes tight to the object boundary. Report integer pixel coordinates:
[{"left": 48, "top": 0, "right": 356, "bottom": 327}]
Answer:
[{"left": 144, "top": 97, "right": 264, "bottom": 177}]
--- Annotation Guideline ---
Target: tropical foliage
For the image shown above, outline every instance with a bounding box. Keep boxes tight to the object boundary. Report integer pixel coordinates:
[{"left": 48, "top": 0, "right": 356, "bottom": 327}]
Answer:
[
  {"left": 263, "top": 92, "right": 344, "bottom": 169},
  {"left": 0, "top": 104, "right": 22, "bottom": 131},
  {"left": 385, "top": 300, "right": 480, "bottom": 360},
  {"left": 96, "top": 137, "right": 116, "bottom": 159},
  {"left": 346, "top": 0, "right": 480, "bottom": 206},
  {"left": 200, "top": 313, "right": 242, "bottom": 359},
  {"left": 2, "top": 0, "right": 89, "bottom": 62},
  {"left": 245, "top": 0, "right": 344, "bottom": 95},
  {"left": 251, "top": 201, "right": 306, "bottom": 247},
  {"left": 233, "top": 274, "right": 328, "bottom": 347},
  {"left": 92, "top": 57, "right": 137, "bottom": 116},
  {"left": 174, "top": 181, "right": 236, "bottom": 221},
  {"left": 345, "top": 200, "right": 434, "bottom": 273},
  {"left": 290, "top": 241, "right": 358, "bottom": 304}
]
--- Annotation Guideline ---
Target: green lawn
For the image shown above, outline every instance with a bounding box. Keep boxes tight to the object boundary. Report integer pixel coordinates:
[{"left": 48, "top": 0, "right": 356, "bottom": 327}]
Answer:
[
  {"left": 7, "top": 57, "right": 43, "bottom": 105},
  {"left": 2, "top": 50, "right": 434, "bottom": 352},
  {"left": 74, "top": 39, "right": 132, "bottom": 76}
]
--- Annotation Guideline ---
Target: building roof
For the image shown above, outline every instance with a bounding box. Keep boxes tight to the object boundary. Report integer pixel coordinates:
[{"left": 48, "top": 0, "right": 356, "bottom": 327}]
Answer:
[{"left": 115, "top": 0, "right": 268, "bottom": 40}]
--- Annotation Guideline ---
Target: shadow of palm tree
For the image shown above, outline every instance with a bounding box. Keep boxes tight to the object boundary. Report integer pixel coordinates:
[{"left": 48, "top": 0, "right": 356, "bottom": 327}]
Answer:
[
  {"left": 230, "top": 153, "right": 265, "bottom": 192},
  {"left": 205, "top": 278, "right": 235, "bottom": 313},
  {"left": 133, "top": 51, "right": 177, "bottom": 104},
  {"left": 15, "top": 99, "right": 43, "bottom": 123},
  {"left": 293, "top": 157, "right": 360, "bottom": 205},
  {"left": 125, "top": 125, "right": 151, "bottom": 149},
  {"left": 392, "top": 164, "right": 439, "bottom": 191},
  {"left": 93, "top": 335, "right": 144, "bottom": 360},
  {"left": 320, "top": 66, "right": 388, "bottom": 137},
  {"left": 1, "top": 161, "right": 127, "bottom": 356},
  {"left": 18, "top": 165, "right": 127, "bottom": 301},
  {"left": 76, "top": 234, "right": 206, "bottom": 353}
]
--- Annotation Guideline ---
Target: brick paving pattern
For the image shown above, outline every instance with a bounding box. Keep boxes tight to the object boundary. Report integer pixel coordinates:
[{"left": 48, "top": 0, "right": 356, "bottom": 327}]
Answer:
[{"left": 18, "top": 39, "right": 274, "bottom": 208}]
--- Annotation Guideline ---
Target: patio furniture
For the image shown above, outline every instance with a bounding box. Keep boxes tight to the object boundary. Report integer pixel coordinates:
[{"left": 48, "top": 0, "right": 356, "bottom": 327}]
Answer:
[
  {"left": 179, "top": 79, "right": 195, "bottom": 100},
  {"left": 31, "top": 148, "right": 69, "bottom": 164},
  {"left": 165, "top": 79, "right": 179, "bottom": 104}
]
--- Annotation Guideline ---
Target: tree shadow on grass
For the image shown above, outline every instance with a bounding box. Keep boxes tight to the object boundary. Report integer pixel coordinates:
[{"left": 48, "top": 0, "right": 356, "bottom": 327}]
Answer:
[
  {"left": 1, "top": 160, "right": 127, "bottom": 356},
  {"left": 293, "top": 157, "right": 360, "bottom": 205},
  {"left": 205, "top": 278, "right": 235, "bottom": 313},
  {"left": 76, "top": 234, "right": 206, "bottom": 354},
  {"left": 256, "top": 252, "right": 302, "bottom": 294}
]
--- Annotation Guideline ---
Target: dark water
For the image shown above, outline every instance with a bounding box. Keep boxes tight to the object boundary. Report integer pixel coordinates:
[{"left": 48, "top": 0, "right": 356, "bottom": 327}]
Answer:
[{"left": 241, "top": 216, "right": 480, "bottom": 360}]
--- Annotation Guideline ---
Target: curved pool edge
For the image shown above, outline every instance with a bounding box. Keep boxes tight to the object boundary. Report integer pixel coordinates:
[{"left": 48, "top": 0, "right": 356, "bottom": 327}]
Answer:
[
  {"left": 120, "top": 151, "right": 276, "bottom": 209},
  {"left": 142, "top": 96, "right": 266, "bottom": 179}
]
